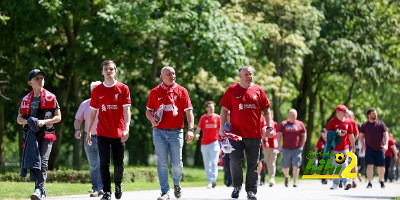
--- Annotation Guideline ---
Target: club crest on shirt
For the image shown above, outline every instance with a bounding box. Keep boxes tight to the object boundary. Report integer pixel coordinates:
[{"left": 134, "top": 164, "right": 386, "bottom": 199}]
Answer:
[{"left": 115, "top": 93, "right": 119, "bottom": 100}]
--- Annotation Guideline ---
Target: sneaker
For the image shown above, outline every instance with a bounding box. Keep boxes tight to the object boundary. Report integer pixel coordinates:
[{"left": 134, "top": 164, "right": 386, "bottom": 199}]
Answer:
[
  {"left": 352, "top": 181, "right": 357, "bottom": 188},
  {"left": 31, "top": 188, "right": 41, "bottom": 200},
  {"left": 173, "top": 185, "right": 181, "bottom": 199},
  {"left": 231, "top": 187, "right": 241, "bottom": 199},
  {"left": 212, "top": 182, "right": 216, "bottom": 188},
  {"left": 90, "top": 191, "right": 100, "bottom": 197},
  {"left": 100, "top": 192, "right": 111, "bottom": 200},
  {"left": 99, "top": 190, "right": 105, "bottom": 196},
  {"left": 259, "top": 181, "right": 265, "bottom": 186},
  {"left": 293, "top": 183, "right": 298, "bottom": 187},
  {"left": 380, "top": 181, "right": 385, "bottom": 188},
  {"left": 284, "top": 177, "right": 289, "bottom": 187},
  {"left": 345, "top": 183, "right": 352, "bottom": 190},
  {"left": 269, "top": 178, "right": 275, "bottom": 187},
  {"left": 321, "top": 179, "right": 327, "bottom": 184},
  {"left": 330, "top": 185, "right": 338, "bottom": 190},
  {"left": 157, "top": 192, "right": 170, "bottom": 200},
  {"left": 207, "top": 183, "right": 213, "bottom": 189},
  {"left": 247, "top": 191, "right": 257, "bottom": 200},
  {"left": 115, "top": 184, "right": 122, "bottom": 199},
  {"left": 40, "top": 189, "right": 46, "bottom": 200},
  {"left": 366, "top": 182, "right": 372, "bottom": 188}
]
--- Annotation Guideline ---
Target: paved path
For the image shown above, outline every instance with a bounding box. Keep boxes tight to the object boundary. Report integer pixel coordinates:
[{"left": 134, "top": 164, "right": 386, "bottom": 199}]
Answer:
[{"left": 48, "top": 180, "right": 400, "bottom": 200}]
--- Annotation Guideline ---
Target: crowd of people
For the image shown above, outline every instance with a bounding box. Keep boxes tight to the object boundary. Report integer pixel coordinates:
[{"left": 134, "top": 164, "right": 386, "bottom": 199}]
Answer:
[{"left": 17, "top": 62, "right": 398, "bottom": 200}]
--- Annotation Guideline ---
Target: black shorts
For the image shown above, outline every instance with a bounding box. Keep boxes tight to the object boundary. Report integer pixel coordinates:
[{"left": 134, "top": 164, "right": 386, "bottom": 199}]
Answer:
[{"left": 365, "top": 147, "right": 385, "bottom": 166}]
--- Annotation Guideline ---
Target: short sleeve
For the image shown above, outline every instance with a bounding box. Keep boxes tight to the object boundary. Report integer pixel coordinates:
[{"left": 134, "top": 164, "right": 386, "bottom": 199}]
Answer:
[
  {"left": 273, "top": 122, "right": 279, "bottom": 132},
  {"left": 301, "top": 121, "right": 307, "bottom": 133},
  {"left": 122, "top": 85, "right": 131, "bottom": 107},
  {"left": 90, "top": 88, "right": 99, "bottom": 110},
  {"left": 219, "top": 87, "right": 232, "bottom": 110},
  {"left": 382, "top": 121, "right": 389, "bottom": 132},
  {"left": 259, "top": 89, "right": 270, "bottom": 111},
  {"left": 351, "top": 121, "right": 358, "bottom": 135},
  {"left": 198, "top": 115, "right": 205, "bottom": 129},
  {"left": 278, "top": 122, "right": 284, "bottom": 133},
  {"left": 182, "top": 88, "right": 192, "bottom": 111},
  {"left": 359, "top": 123, "right": 365, "bottom": 134},
  {"left": 75, "top": 102, "right": 85, "bottom": 120},
  {"left": 326, "top": 119, "right": 334, "bottom": 131},
  {"left": 146, "top": 90, "right": 155, "bottom": 110}
]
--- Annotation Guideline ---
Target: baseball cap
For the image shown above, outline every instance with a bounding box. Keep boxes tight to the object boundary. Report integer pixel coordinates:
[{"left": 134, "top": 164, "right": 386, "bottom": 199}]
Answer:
[
  {"left": 28, "top": 69, "right": 46, "bottom": 81},
  {"left": 336, "top": 104, "right": 347, "bottom": 112}
]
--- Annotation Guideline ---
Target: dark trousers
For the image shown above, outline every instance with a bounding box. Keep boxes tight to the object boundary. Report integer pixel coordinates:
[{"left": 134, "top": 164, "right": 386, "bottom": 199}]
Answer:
[
  {"left": 385, "top": 156, "right": 395, "bottom": 182},
  {"left": 224, "top": 153, "right": 232, "bottom": 186},
  {"left": 35, "top": 139, "right": 53, "bottom": 190},
  {"left": 230, "top": 138, "right": 261, "bottom": 193},
  {"left": 98, "top": 136, "right": 124, "bottom": 193}
]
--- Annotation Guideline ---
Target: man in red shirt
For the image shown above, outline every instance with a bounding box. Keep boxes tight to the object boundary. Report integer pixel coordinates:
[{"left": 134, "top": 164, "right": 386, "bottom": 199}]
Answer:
[
  {"left": 196, "top": 101, "right": 220, "bottom": 189},
  {"left": 384, "top": 134, "right": 398, "bottom": 182},
  {"left": 219, "top": 66, "right": 272, "bottom": 200},
  {"left": 146, "top": 66, "right": 194, "bottom": 200},
  {"left": 360, "top": 108, "right": 388, "bottom": 189},
  {"left": 277, "top": 109, "right": 307, "bottom": 188},
  {"left": 315, "top": 128, "right": 327, "bottom": 185},
  {"left": 87, "top": 60, "right": 131, "bottom": 200},
  {"left": 261, "top": 111, "right": 279, "bottom": 187},
  {"left": 326, "top": 105, "right": 356, "bottom": 190}
]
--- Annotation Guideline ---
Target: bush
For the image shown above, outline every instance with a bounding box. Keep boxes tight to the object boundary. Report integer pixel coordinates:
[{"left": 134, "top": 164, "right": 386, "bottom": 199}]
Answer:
[{"left": 0, "top": 167, "right": 158, "bottom": 183}]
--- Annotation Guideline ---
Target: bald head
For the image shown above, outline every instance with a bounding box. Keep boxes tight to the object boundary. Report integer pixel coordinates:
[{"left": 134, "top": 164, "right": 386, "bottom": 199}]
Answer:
[{"left": 160, "top": 66, "right": 176, "bottom": 86}]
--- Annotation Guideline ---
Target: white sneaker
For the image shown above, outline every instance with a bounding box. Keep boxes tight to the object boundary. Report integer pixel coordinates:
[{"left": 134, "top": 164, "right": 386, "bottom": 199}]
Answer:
[
  {"left": 30, "top": 189, "right": 41, "bottom": 200},
  {"left": 157, "top": 192, "right": 170, "bottom": 200},
  {"left": 207, "top": 182, "right": 213, "bottom": 189},
  {"left": 269, "top": 178, "right": 276, "bottom": 187}
]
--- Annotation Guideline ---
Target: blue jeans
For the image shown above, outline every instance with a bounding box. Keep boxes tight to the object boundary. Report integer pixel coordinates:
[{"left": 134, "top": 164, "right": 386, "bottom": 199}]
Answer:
[
  {"left": 331, "top": 150, "right": 349, "bottom": 186},
  {"left": 153, "top": 128, "right": 184, "bottom": 194},
  {"left": 84, "top": 134, "right": 103, "bottom": 192},
  {"left": 201, "top": 140, "right": 220, "bottom": 183}
]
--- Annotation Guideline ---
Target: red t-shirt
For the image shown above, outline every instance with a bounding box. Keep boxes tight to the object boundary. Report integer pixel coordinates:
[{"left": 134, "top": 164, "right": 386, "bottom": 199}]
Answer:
[
  {"left": 263, "top": 120, "right": 278, "bottom": 149},
  {"left": 198, "top": 114, "right": 220, "bottom": 145},
  {"left": 326, "top": 117, "right": 355, "bottom": 151},
  {"left": 385, "top": 137, "right": 396, "bottom": 157},
  {"left": 146, "top": 83, "right": 192, "bottom": 129},
  {"left": 219, "top": 83, "right": 270, "bottom": 138},
  {"left": 279, "top": 120, "right": 306, "bottom": 149},
  {"left": 316, "top": 137, "right": 326, "bottom": 152},
  {"left": 90, "top": 82, "right": 131, "bottom": 138}
]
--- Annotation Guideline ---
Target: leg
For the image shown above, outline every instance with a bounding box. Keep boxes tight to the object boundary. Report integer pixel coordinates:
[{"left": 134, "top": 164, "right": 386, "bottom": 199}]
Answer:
[
  {"left": 35, "top": 139, "right": 53, "bottom": 190},
  {"left": 244, "top": 139, "right": 261, "bottom": 193},
  {"left": 97, "top": 136, "right": 111, "bottom": 193},
  {"left": 389, "top": 157, "right": 395, "bottom": 181},
  {"left": 84, "top": 135, "right": 103, "bottom": 192},
  {"left": 209, "top": 141, "right": 220, "bottom": 183},
  {"left": 378, "top": 166, "right": 385, "bottom": 182},
  {"left": 292, "top": 148, "right": 302, "bottom": 184},
  {"left": 367, "top": 165, "right": 374, "bottom": 183},
  {"left": 153, "top": 128, "right": 170, "bottom": 194},
  {"left": 224, "top": 153, "right": 232, "bottom": 186},
  {"left": 282, "top": 148, "right": 291, "bottom": 179},
  {"left": 385, "top": 157, "right": 391, "bottom": 181},
  {"left": 169, "top": 129, "right": 184, "bottom": 186},
  {"left": 111, "top": 138, "right": 125, "bottom": 186},
  {"left": 201, "top": 144, "right": 212, "bottom": 183},
  {"left": 230, "top": 139, "right": 245, "bottom": 188}
]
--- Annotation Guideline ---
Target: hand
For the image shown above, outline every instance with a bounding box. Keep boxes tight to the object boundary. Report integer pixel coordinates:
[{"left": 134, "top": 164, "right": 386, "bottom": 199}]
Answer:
[
  {"left": 195, "top": 134, "right": 200, "bottom": 140},
  {"left": 121, "top": 130, "right": 129, "bottom": 142},
  {"left": 352, "top": 146, "right": 356, "bottom": 153},
  {"left": 74, "top": 130, "right": 82, "bottom": 139},
  {"left": 338, "top": 130, "right": 345, "bottom": 137},
  {"left": 219, "top": 129, "right": 226, "bottom": 137},
  {"left": 86, "top": 133, "right": 92, "bottom": 146},
  {"left": 382, "top": 145, "right": 388, "bottom": 152},
  {"left": 186, "top": 131, "right": 194, "bottom": 143},
  {"left": 150, "top": 118, "right": 159, "bottom": 127},
  {"left": 37, "top": 120, "right": 46, "bottom": 127},
  {"left": 361, "top": 146, "right": 366, "bottom": 155},
  {"left": 277, "top": 146, "right": 283, "bottom": 152},
  {"left": 268, "top": 130, "right": 274, "bottom": 138}
]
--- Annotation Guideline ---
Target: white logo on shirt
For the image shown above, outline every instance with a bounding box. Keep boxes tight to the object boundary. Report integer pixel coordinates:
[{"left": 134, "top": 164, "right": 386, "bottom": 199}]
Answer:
[
  {"left": 99, "top": 96, "right": 104, "bottom": 99},
  {"left": 235, "top": 96, "right": 241, "bottom": 99},
  {"left": 102, "top": 104, "right": 106, "bottom": 111},
  {"left": 158, "top": 97, "right": 163, "bottom": 101},
  {"left": 114, "top": 93, "right": 119, "bottom": 100},
  {"left": 239, "top": 103, "right": 243, "bottom": 110},
  {"left": 253, "top": 95, "right": 258, "bottom": 100}
]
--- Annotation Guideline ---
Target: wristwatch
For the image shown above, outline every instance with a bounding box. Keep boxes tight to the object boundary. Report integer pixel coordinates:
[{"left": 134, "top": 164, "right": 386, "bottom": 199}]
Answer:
[
  {"left": 188, "top": 128, "right": 195, "bottom": 132},
  {"left": 266, "top": 126, "right": 273, "bottom": 131}
]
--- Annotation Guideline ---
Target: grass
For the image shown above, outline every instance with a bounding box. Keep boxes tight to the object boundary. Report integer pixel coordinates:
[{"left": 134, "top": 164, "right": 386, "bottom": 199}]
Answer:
[{"left": 0, "top": 166, "right": 286, "bottom": 200}]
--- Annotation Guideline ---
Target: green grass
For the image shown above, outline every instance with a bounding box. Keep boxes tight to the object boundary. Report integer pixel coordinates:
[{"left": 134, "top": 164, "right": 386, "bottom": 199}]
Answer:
[{"left": 0, "top": 166, "right": 286, "bottom": 199}]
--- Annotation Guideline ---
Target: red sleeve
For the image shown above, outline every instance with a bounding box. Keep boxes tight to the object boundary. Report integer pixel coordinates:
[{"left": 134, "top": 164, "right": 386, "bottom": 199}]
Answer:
[
  {"left": 198, "top": 115, "right": 204, "bottom": 129},
  {"left": 326, "top": 119, "right": 334, "bottom": 131},
  {"left": 90, "top": 88, "right": 99, "bottom": 109},
  {"left": 279, "top": 122, "right": 284, "bottom": 132},
  {"left": 217, "top": 115, "right": 221, "bottom": 129},
  {"left": 146, "top": 90, "right": 155, "bottom": 110},
  {"left": 301, "top": 121, "right": 307, "bottom": 133},
  {"left": 182, "top": 88, "right": 192, "bottom": 110},
  {"left": 122, "top": 85, "right": 131, "bottom": 106},
  {"left": 389, "top": 138, "right": 395, "bottom": 148},
  {"left": 350, "top": 121, "right": 358, "bottom": 135},
  {"left": 219, "top": 87, "right": 232, "bottom": 110},
  {"left": 273, "top": 122, "right": 279, "bottom": 132},
  {"left": 259, "top": 89, "right": 270, "bottom": 111},
  {"left": 316, "top": 140, "right": 322, "bottom": 149},
  {"left": 359, "top": 123, "right": 365, "bottom": 133}
]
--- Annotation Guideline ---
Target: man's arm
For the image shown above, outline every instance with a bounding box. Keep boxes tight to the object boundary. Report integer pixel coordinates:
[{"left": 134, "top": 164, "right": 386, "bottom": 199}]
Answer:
[
  {"left": 382, "top": 131, "right": 389, "bottom": 151},
  {"left": 146, "top": 109, "right": 159, "bottom": 127},
  {"left": 185, "top": 109, "right": 194, "bottom": 143},
  {"left": 37, "top": 108, "right": 62, "bottom": 127},
  {"left": 277, "top": 131, "right": 283, "bottom": 151},
  {"left": 86, "top": 109, "right": 97, "bottom": 145},
  {"left": 121, "top": 106, "right": 131, "bottom": 142},
  {"left": 74, "top": 119, "right": 83, "bottom": 139},
  {"left": 349, "top": 133, "right": 356, "bottom": 153},
  {"left": 301, "top": 131, "right": 307, "bottom": 149},
  {"left": 359, "top": 132, "right": 366, "bottom": 154},
  {"left": 17, "top": 113, "right": 28, "bottom": 125},
  {"left": 196, "top": 127, "right": 202, "bottom": 140},
  {"left": 219, "top": 106, "right": 229, "bottom": 137}
]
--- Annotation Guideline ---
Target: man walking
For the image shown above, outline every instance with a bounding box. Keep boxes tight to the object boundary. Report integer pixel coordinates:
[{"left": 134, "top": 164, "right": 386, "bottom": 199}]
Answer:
[
  {"left": 74, "top": 81, "right": 103, "bottom": 197},
  {"left": 87, "top": 60, "right": 131, "bottom": 200},
  {"left": 360, "top": 108, "right": 389, "bottom": 188},
  {"left": 146, "top": 66, "right": 194, "bottom": 200},
  {"left": 219, "top": 66, "right": 272, "bottom": 200},
  {"left": 17, "top": 69, "right": 61, "bottom": 200}
]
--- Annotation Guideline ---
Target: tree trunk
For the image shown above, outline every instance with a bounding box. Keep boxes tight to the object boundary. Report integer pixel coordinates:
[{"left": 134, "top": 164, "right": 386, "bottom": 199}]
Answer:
[
  {"left": 150, "top": 36, "right": 162, "bottom": 86},
  {"left": 272, "top": 92, "right": 282, "bottom": 123},
  {"left": 0, "top": 92, "right": 5, "bottom": 172},
  {"left": 72, "top": 75, "right": 83, "bottom": 170}
]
